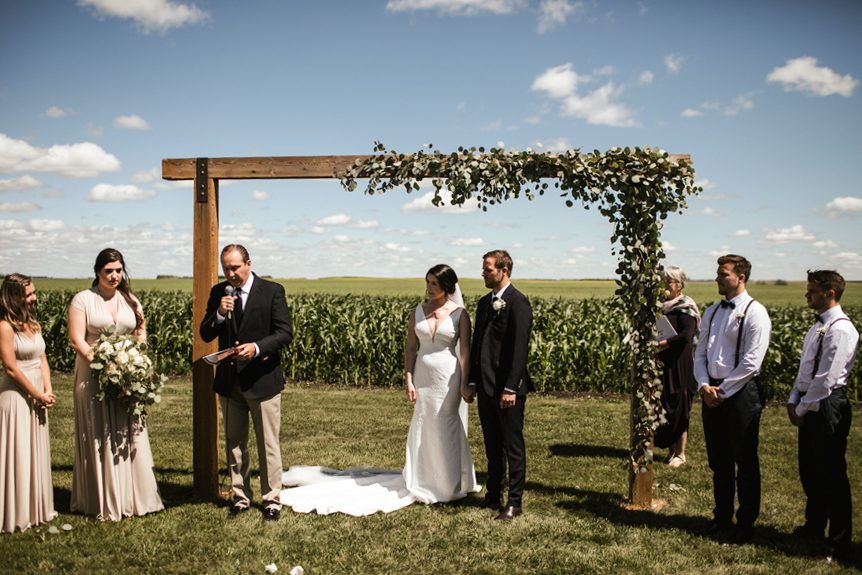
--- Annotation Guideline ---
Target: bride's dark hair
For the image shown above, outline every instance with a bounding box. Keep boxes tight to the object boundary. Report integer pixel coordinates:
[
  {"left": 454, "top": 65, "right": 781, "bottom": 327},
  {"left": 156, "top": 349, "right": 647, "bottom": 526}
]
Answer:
[{"left": 426, "top": 264, "right": 458, "bottom": 295}]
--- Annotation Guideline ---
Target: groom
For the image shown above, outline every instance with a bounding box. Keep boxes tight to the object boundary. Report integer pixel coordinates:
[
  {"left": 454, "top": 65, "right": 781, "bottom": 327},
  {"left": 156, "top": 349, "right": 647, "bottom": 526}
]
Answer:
[
  {"left": 200, "top": 244, "right": 293, "bottom": 521},
  {"left": 468, "top": 249, "right": 533, "bottom": 521}
]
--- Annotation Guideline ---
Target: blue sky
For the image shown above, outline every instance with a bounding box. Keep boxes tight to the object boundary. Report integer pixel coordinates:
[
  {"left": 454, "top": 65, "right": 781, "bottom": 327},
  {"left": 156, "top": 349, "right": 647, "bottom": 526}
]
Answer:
[{"left": 1, "top": 0, "right": 860, "bottom": 281}]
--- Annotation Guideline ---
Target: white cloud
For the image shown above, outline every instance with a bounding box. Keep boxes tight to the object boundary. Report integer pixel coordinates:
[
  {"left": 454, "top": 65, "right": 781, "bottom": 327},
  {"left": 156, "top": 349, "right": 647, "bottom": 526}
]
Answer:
[
  {"left": 131, "top": 167, "right": 160, "bottom": 184},
  {"left": 384, "top": 242, "right": 410, "bottom": 252},
  {"left": 482, "top": 119, "right": 503, "bottom": 131},
  {"left": 538, "top": 0, "right": 584, "bottom": 33},
  {"left": 532, "top": 64, "right": 639, "bottom": 127},
  {"left": 450, "top": 237, "right": 485, "bottom": 246},
  {"left": 664, "top": 53, "right": 684, "bottom": 74},
  {"left": 311, "top": 226, "right": 325, "bottom": 234},
  {"left": 764, "top": 224, "right": 815, "bottom": 243},
  {"left": 523, "top": 115, "right": 542, "bottom": 125},
  {"left": 681, "top": 108, "right": 703, "bottom": 118},
  {"left": 722, "top": 92, "right": 756, "bottom": 116},
  {"left": 638, "top": 70, "right": 654, "bottom": 85},
  {"left": 85, "top": 123, "right": 104, "bottom": 137},
  {"left": 532, "top": 64, "right": 585, "bottom": 99},
  {"left": 0, "top": 202, "right": 41, "bottom": 213},
  {"left": 402, "top": 189, "right": 479, "bottom": 214},
  {"left": 697, "top": 207, "right": 717, "bottom": 216},
  {"left": 334, "top": 235, "right": 350, "bottom": 243},
  {"left": 0, "top": 133, "right": 120, "bottom": 178},
  {"left": 733, "top": 229, "right": 751, "bottom": 237},
  {"left": 825, "top": 196, "right": 862, "bottom": 215},
  {"left": 385, "top": 0, "right": 525, "bottom": 16},
  {"left": 570, "top": 246, "right": 595, "bottom": 254},
  {"left": 662, "top": 241, "right": 677, "bottom": 253},
  {"left": 0, "top": 175, "right": 44, "bottom": 192},
  {"left": 78, "top": 0, "right": 209, "bottom": 33},
  {"left": 813, "top": 240, "right": 838, "bottom": 248},
  {"left": 88, "top": 183, "right": 157, "bottom": 202},
  {"left": 767, "top": 56, "right": 858, "bottom": 97},
  {"left": 113, "top": 114, "right": 151, "bottom": 130},
  {"left": 538, "top": 137, "right": 572, "bottom": 152},
  {"left": 251, "top": 190, "right": 270, "bottom": 201},
  {"left": 694, "top": 178, "right": 716, "bottom": 190},
  {"left": 316, "top": 213, "right": 351, "bottom": 226},
  {"left": 45, "top": 106, "right": 67, "bottom": 118},
  {"left": 594, "top": 65, "right": 615, "bottom": 76},
  {"left": 351, "top": 219, "right": 379, "bottom": 229}
]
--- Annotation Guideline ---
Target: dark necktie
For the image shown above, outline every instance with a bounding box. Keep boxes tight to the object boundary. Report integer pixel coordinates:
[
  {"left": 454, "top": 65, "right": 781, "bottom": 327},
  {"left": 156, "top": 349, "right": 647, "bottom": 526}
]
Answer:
[
  {"left": 234, "top": 288, "right": 244, "bottom": 325},
  {"left": 719, "top": 300, "right": 735, "bottom": 309}
]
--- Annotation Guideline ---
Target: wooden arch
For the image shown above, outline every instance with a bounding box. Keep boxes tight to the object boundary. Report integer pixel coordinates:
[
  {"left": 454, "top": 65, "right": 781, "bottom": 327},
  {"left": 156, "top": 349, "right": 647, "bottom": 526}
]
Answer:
[{"left": 162, "top": 152, "right": 690, "bottom": 507}]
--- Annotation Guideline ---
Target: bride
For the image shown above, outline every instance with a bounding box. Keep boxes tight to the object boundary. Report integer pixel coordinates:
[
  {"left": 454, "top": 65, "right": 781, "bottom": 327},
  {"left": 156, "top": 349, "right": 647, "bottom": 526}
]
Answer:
[{"left": 280, "top": 264, "right": 479, "bottom": 515}]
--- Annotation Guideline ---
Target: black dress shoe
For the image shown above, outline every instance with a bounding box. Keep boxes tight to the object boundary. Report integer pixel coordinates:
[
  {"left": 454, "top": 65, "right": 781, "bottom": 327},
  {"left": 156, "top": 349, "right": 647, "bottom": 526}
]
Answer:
[
  {"left": 228, "top": 503, "right": 249, "bottom": 517},
  {"left": 494, "top": 505, "right": 522, "bottom": 521},
  {"left": 792, "top": 524, "right": 824, "bottom": 540},
  {"left": 262, "top": 507, "right": 281, "bottom": 522},
  {"left": 482, "top": 495, "right": 505, "bottom": 510},
  {"left": 699, "top": 521, "right": 732, "bottom": 540},
  {"left": 730, "top": 525, "right": 754, "bottom": 544}
]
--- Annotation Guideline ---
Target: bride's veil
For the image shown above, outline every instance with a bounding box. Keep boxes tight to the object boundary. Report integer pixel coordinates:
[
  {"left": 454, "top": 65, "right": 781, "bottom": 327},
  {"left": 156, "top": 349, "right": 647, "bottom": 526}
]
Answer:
[{"left": 446, "top": 282, "right": 465, "bottom": 309}]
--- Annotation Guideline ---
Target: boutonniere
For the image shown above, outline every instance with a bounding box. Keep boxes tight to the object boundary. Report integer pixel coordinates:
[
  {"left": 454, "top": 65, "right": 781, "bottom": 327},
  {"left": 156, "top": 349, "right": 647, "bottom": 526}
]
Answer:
[
  {"left": 734, "top": 310, "right": 745, "bottom": 322},
  {"left": 491, "top": 298, "right": 507, "bottom": 313},
  {"left": 816, "top": 326, "right": 827, "bottom": 336}
]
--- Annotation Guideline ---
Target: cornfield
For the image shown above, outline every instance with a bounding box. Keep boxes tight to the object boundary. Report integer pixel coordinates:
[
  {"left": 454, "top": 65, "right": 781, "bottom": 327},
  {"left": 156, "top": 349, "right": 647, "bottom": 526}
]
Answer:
[{"left": 31, "top": 290, "right": 860, "bottom": 401}]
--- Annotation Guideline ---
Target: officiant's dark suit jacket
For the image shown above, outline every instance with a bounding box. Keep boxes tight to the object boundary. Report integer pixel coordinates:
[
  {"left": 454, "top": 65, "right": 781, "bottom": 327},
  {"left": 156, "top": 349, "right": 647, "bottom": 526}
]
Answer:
[
  {"left": 469, "top": 286, "right": 533, "bottom": 398},
  {"left": 200, "top": 273, "right": 293, "bottom": 400}
]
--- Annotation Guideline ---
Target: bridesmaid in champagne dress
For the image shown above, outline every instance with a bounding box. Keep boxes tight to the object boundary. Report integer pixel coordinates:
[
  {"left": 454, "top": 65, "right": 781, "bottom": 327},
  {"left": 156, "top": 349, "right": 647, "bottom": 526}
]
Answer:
[
  {"left": 0, "top": 273, "right": 57, "bottom": 533},
  {"left": 67, "top": 249, "right": 163, "bottom": 521}
]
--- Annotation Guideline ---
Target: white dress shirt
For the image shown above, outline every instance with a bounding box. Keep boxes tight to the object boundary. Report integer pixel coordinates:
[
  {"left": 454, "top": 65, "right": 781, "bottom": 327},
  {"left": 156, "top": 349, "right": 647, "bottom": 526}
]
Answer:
[
  {"left": 788, "top": 304, "right": 859, "bottom": 417},
  {"left": 216, "top": 274, "right": 259, "bottom": 357},
  {"left": 693, "top": 291, "right": 772, "bottom": 399}
]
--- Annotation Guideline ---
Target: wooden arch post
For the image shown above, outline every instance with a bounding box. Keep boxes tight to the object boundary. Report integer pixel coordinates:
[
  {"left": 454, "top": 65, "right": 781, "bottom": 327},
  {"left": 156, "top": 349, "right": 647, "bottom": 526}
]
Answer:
[{"left": 163, "top": 152, "right": 687, "bottom": 506}]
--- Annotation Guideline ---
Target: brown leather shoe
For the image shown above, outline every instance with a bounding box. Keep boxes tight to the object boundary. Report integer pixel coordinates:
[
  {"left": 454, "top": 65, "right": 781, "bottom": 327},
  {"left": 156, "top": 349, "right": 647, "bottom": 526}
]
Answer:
[
  {"left": 494, "top": 505, "right": 522, "bottom": 521},
  {"left": 262, "top": 507, "right": 281, "bottom": 522}
]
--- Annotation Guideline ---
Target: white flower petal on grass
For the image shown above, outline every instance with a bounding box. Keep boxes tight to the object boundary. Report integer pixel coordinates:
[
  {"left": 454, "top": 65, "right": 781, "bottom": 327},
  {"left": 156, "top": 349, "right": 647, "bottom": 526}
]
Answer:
[
  {"left": 264, "top": 564, "right": 278, "bottom": 574},
  {"left": 289, "top": 567, "right": 304, "bottom": 575}
]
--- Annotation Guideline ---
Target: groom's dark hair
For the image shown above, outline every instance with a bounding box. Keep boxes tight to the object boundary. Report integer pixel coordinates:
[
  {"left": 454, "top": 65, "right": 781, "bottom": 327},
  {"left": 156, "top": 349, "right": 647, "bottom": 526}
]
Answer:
[
  {"left": 427, "top": 264, "right": 458, "bottom": 295},
  {"left": 483, "top": 249, "right": 513, "bottom": 275}
]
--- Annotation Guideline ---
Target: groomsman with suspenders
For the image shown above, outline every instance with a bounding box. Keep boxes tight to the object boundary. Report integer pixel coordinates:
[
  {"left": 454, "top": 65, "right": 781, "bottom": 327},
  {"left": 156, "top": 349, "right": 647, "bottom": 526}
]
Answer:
[
  {"left": 787, "top": 270, "right": 858, "bottom": 565},
  {"left": 694, "top": 254, "right": 772, "bottom": 544}
]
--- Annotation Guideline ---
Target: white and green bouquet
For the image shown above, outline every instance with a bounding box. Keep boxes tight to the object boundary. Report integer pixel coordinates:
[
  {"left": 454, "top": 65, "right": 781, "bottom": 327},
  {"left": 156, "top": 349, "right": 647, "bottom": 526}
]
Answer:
[{"left": 90, "top": 327, "right": 166, "bottom": 416}]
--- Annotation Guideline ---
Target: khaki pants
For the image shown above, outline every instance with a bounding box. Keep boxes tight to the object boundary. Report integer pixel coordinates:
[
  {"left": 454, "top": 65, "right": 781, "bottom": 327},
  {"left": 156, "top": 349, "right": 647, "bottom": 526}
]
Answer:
[{"left": 221, "top": 385, "right": 283, "bottom": 509}]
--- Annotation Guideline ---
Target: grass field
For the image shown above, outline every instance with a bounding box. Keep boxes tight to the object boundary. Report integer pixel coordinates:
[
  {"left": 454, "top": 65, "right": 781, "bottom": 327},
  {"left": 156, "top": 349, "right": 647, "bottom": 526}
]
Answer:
[
  {"left": 1, "top": 376, "right": 860, "bottom": 574},
  {"left": 30, "top": 277, "right": 862, "bottom": 307}
]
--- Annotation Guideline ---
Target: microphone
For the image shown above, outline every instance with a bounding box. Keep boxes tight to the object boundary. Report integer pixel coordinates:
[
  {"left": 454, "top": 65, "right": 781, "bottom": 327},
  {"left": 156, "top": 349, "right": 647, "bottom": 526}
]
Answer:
[{"left": 224, "top": 285, "right": 235, "bottom": 320}]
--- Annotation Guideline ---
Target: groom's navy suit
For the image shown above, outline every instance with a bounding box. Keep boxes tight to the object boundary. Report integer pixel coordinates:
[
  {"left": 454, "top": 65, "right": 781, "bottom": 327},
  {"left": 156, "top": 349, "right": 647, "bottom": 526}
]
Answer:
[{"left": 470, "top": 284, "right": 533, "bottom": 507}]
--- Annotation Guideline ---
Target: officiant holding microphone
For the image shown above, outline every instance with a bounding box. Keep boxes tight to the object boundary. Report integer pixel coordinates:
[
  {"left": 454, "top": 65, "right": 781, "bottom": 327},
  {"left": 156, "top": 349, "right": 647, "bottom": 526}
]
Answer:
[{"left": 200, "top": 244, "right": 293, "bottom": 521}]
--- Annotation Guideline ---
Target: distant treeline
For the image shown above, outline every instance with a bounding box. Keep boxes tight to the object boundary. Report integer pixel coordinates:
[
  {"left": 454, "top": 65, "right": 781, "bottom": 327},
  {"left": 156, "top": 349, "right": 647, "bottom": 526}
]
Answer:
[{"left": 33, "top": 290, "right": 860, "bottom": 401}]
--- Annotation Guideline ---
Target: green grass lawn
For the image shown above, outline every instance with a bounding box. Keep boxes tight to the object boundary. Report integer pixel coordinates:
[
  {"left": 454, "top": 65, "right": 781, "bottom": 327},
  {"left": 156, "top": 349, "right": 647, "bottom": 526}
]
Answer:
[
  {"left": 2, "top": 376, "right": 860, "bottom": 574},
  {"left": 31, "top": 277, "right": 862, "bottom": 307}
]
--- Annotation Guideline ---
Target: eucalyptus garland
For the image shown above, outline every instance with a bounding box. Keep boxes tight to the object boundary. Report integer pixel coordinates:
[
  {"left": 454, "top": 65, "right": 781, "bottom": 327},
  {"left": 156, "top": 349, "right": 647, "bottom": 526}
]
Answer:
[{"left": 338, "top": 141, "right": 701, "bottom": 472}]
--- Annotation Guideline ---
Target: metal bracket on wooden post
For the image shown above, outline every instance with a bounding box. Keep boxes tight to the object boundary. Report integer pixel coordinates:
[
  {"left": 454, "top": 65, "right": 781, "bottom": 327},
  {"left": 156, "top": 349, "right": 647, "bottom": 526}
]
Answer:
[{"left": 196, "top": 157, "right": 209, "bottom": 203}]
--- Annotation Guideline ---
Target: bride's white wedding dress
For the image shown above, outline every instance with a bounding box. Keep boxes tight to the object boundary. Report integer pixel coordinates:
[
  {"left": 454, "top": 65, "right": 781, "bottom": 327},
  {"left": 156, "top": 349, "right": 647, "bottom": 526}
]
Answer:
[{"left": 280, "top": 305, "right": 479, "bottom": 516}]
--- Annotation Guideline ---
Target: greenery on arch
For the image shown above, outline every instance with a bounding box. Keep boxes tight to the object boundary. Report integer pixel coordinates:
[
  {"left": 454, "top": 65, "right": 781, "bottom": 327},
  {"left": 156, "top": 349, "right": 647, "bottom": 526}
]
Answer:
[{"left": 338, "top": 141, "right": 701, "bottom": 471}]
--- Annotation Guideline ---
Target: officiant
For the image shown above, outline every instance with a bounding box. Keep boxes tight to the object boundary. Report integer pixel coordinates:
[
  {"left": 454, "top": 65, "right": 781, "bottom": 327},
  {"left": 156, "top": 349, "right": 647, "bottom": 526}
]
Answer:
[
  {"left": 200, "top": 244, "right": 293, "bottom": 521},
  {"left": 655, "top": 265, "right": 700, "bottom": 468}
]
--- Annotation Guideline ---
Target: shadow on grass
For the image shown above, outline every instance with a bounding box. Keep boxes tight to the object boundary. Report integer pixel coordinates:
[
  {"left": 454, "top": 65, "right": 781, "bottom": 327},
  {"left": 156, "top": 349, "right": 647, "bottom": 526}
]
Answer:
[
  {"left": 533, "top": 479, "right": 861, "bottom": 567},
  {"left": 549, "top": 443, "right": 629, "bottom": 459}
]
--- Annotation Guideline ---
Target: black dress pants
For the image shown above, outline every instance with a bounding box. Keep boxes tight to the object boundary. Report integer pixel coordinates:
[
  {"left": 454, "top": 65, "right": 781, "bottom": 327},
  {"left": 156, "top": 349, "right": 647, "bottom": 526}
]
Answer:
[
  {"left": 798, "top": 387, "right": 852, "bottom": 558},
  {"left": 478, "top": 391, "right": 526, "bottom": 507},
  {"left": 702, "top": 379, "right": 762, "bottom": 528}
]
